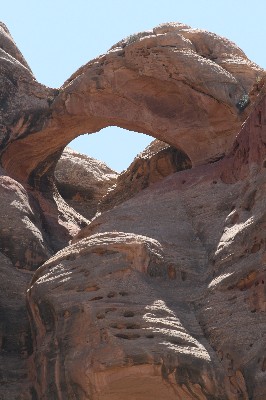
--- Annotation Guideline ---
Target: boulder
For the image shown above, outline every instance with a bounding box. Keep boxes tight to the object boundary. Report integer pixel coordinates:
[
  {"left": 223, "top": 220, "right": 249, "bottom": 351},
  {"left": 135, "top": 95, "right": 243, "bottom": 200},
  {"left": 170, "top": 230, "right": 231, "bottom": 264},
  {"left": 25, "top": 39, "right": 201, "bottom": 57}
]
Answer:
[{"left": 55, "top": 147, "right": 117, "bottom": 220}]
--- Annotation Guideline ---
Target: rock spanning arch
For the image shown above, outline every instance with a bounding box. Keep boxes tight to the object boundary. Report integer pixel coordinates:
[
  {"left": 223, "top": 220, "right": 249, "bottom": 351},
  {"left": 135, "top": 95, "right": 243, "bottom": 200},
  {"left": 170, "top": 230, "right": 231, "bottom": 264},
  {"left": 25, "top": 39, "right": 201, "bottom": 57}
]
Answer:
[
  {"left": 1, "top": 21, "right": 266, "bottom": 400},
  {"left": 0, "top": 22, "right": 263, "bottom": 187}
]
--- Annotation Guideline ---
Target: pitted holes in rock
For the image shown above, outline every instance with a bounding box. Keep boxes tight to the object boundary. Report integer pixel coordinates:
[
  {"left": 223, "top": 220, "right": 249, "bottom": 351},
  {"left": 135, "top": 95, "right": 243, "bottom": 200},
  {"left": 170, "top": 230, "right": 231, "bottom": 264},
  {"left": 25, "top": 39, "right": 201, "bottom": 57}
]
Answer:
[
  {"left": 107, "top": 291, "right": 116, "bottom": 298},
  {"left": 89, "top": 296, "right": 103, "bottom": 301},
  {"left": 124, "top": 311, "right": 135, "bottom": 318},
  {"left": 111, "top": 323, "right": 140, "bottom": 330},
  {"left": 146, "top": 334, "right": 155, "bottom": 339},
  {"left": 85, "top": 285, "right": 100, "bottom": 292},
  {"left": 115, "top": 333, "right": 140, "bottom": 340},
  {"left": 119, "top": 291, "right": 129, "bottom": 296}
]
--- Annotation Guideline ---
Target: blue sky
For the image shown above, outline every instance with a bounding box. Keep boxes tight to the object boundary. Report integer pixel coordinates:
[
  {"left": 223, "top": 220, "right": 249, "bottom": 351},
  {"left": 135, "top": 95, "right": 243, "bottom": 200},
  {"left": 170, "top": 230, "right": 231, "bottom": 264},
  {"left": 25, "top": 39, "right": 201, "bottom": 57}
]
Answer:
[{"left": 2, "top": 1, "right": 265, "bottom": 171}]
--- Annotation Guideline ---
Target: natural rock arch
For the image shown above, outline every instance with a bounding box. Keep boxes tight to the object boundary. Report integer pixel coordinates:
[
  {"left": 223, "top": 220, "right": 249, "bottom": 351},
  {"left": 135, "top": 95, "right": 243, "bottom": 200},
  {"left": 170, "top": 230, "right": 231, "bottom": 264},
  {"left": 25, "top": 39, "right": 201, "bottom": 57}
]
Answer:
[
  {"left": 0, "top": 22, "right": 263, "bottom": 188},
  {"left": 0, "top": 21, "right": 266, "bottom": 400}
]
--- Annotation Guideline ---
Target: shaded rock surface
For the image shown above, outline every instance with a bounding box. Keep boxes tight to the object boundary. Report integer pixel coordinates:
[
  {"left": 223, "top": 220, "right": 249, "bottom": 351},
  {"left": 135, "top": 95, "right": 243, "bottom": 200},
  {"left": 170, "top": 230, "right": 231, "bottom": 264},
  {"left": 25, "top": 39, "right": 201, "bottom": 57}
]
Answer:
[
  {"left": 0, "top": 166, "right": 88, "bottom": 400},
  {"left": 0, "top": 167, "right": 52, "bottom": 270},
  {"left": 55, "top": 147, "right": 118, "bottom": 220},
  {"left": 99, "top": 139, "right": 191, "bottom": 212},
  {"left": 0, "top": 164, "right": 88, "bottom": 260},
  {"left": 0, "top": 253, "right": 34, "bottom": 400},
  {"left": 0, "top": 21, "right": 265, "bottom": 400}
]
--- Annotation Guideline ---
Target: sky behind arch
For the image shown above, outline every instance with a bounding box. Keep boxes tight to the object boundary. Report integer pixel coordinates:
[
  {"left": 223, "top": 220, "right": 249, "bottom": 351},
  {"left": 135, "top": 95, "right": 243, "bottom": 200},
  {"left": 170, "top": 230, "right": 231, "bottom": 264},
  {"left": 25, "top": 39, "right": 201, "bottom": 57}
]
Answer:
[{"left": 2, "top": 0, "right": 265, "bottom": 171}]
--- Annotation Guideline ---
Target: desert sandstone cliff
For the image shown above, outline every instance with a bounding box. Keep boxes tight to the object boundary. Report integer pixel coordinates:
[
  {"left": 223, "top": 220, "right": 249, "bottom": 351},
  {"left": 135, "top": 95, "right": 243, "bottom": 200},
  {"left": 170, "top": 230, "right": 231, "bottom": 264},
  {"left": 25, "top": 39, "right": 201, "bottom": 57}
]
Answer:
[{"left": 0, "top": 21, "right": 265, "bottom": 400}]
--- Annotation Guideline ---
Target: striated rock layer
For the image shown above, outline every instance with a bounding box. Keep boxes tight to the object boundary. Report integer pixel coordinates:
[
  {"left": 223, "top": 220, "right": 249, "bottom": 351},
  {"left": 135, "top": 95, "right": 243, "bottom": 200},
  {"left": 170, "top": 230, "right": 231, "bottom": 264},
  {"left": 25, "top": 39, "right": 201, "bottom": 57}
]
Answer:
[{"left": 0, "top": 21, "right": 265, "bottom": 400}]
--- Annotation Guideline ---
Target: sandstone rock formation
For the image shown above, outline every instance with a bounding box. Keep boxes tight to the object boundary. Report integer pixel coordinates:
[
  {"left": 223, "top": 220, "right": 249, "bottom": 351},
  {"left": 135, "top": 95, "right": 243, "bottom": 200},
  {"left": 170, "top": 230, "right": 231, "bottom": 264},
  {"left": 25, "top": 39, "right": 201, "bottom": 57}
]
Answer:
[
  {"left": 31, "top": 90, "right": 265, "bottom": 400},
  {"left": 0, "top": 252, "right": 33, "bottom": 400},
  {"left": 28, "top": 232, "right": 224, "bottom": 399},
  {"left": 0, "top": 22, "right": 263, "bottom": 186},
  {"left": 0, "top": 21, "right": 265, "bottom": 400},
  {"left": 0, "top": 167, "right": 52, "bottom": 269},
  {"left": 99, "top": 139, "right": 192, "bottom": 212},
  {"left": 0, "top": 23, "right": 56, "bottom": 153},
  {"left": 55, "top": 147, "right": 118, "bottom": 220}
]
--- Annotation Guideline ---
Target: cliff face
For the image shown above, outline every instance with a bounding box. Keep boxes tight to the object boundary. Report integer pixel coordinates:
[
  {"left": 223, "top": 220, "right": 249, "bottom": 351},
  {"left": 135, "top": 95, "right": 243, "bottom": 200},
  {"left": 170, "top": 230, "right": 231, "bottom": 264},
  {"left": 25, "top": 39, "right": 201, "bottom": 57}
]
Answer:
[{"left": 0, "top": 21, "right": 265, "bottom": 400}]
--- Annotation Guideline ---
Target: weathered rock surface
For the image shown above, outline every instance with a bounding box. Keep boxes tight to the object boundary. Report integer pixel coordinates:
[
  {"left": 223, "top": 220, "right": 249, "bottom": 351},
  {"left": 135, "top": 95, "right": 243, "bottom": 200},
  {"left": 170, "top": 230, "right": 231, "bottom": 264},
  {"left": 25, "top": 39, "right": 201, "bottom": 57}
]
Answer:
[
  {"left": 0, "top": 22, "right": 263, "bottom": 186},
  {"left": 27, "top": 88, "right": 266, "bottom": 399},
  {"left": 0, "top": 21, "right": 88, "bottom": 247},
  {"left": 0, "top": 167, "right": 52, "bottom": 270},
  {"left": 28, "top": 232, "right": 226, "bottom": 399},
  {"left": 0, "top": 166, "right": 88, "bottom": 400},
  {"left": 0, "top": 252, "right": 34, "bottom": 400},
  {"left": 0, "top": 163, "right": 88, "bottom": 261},
  {"left": 99, "top": 139, "right": 191, "bottom": 212},
  {"left": 55, "top": 147, "right": 117, "bottom": 220},
  {"left": 0, "top": 23, "right": 56, "bottom": 152},
  {"left": 0, "top": 21, "right": 265, "bottom": 400}
]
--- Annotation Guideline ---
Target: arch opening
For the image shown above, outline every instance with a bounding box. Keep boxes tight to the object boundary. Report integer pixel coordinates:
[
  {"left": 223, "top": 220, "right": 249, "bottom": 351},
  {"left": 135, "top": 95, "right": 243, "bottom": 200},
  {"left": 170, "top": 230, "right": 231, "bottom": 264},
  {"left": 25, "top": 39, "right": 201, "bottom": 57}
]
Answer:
[
  {"left": 54, "top": 126, "right": 192, "bottom": 220},
  {"left": 68, "top": 126, "right": 153, "bottom": 173}
]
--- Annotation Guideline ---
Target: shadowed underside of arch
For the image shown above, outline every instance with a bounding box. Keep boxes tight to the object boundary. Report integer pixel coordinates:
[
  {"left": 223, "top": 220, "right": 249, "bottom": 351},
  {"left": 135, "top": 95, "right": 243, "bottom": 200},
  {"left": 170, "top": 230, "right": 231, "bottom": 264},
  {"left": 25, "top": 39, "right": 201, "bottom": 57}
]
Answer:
[{"left": 0, "top": 22, "right": 263, "bottom": 187}]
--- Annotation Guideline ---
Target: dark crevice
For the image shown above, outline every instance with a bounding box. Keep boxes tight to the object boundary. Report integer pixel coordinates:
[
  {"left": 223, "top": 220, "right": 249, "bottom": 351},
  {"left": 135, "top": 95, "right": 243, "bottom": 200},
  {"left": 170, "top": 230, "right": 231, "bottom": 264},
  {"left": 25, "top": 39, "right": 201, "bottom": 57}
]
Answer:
[
  {"left": 208, "top": 153, "right": 225, "bottom": 164},
  {"left": 115, "top": 333, "right": 140, "bottom": 340}
]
